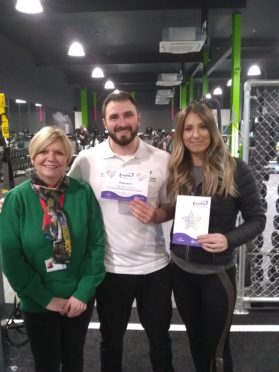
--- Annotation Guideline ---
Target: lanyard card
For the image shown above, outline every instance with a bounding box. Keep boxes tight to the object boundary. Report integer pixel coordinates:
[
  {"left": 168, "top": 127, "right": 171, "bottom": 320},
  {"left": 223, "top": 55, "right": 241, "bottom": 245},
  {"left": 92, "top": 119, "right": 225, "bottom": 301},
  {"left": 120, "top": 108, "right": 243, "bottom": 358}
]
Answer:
[{"left": 45, "top": 258, "right": 67, "bottom": 272}]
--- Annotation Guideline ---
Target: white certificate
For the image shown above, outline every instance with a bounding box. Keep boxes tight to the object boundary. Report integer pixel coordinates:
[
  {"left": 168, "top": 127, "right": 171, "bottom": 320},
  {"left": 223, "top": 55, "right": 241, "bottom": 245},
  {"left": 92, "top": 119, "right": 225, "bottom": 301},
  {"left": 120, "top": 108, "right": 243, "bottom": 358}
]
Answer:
[
  {"left": 101, "top": 168, "right": 149, "bottom": 201},
  {"left": 172, "top": 195, "right": 211, "bottom": 247}
]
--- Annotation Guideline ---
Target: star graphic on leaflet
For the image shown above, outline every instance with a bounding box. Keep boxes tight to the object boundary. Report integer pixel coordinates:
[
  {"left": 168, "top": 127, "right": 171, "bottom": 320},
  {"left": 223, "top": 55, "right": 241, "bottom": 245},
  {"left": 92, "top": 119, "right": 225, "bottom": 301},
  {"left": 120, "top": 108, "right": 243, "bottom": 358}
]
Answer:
[{"left": 182, "top": 211, "right": 202, "bottom": 230}]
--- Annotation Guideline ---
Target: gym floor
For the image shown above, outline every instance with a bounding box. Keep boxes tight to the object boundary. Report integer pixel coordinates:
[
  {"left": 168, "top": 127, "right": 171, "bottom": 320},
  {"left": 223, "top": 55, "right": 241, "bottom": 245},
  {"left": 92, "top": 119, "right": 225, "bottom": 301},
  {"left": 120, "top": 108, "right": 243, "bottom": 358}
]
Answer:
[{"left": 2, "top": 301, "right": 279, "bottom": 372}]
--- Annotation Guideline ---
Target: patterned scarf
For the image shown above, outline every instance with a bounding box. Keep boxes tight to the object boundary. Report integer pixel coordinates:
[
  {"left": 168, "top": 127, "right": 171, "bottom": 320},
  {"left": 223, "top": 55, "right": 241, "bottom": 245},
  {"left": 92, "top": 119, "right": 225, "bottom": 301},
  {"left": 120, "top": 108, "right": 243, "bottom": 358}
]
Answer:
[{"left": 30, "top": 170, "right": 72, "bottom": 264}]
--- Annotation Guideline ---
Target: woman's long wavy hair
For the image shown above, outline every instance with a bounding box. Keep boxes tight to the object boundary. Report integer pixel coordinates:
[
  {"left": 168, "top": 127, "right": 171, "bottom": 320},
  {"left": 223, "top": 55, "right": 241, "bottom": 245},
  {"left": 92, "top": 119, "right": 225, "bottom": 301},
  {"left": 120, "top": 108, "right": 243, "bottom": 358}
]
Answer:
[{"left": 167, "top": 101, "right": 237, "bottom": 204}]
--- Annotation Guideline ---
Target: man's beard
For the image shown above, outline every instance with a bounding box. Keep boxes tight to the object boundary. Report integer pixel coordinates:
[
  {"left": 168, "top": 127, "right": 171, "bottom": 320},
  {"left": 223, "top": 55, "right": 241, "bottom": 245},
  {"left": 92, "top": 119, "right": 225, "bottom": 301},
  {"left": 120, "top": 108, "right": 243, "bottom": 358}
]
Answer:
[{"left": 108, "top": 127, "right": 138, "bottom": 146}]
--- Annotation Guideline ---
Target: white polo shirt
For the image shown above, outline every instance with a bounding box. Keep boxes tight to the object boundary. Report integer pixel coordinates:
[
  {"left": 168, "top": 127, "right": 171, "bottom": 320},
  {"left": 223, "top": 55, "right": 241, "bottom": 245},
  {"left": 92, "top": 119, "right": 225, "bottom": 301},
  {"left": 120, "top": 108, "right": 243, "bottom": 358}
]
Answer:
[{"left": 68, "top": 139, "right": 170, "bottom": 274}]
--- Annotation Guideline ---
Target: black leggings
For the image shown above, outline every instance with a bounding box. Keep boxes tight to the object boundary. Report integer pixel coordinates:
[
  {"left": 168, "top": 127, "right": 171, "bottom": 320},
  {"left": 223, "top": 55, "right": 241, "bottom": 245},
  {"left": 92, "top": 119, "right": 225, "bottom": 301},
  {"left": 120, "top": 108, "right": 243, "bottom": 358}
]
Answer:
[{"left": 171, "top": 263, "right": 236, "bottom": 372}]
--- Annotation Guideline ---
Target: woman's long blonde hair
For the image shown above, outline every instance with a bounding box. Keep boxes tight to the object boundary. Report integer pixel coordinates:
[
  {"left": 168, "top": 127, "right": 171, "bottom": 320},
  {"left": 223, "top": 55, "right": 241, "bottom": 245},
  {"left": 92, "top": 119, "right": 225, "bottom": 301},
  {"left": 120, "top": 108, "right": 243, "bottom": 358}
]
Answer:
[{"left": 167, "top": 102, "right": 237, "bottom": 204}]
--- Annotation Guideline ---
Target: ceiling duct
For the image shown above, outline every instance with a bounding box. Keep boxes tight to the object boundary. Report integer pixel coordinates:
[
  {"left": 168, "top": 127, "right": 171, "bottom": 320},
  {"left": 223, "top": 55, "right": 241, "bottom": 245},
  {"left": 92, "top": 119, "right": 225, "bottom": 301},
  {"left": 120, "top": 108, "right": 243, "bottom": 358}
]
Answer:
[
  {"left": 156, "top": 89, "right": 174, "bottom": 98},
  {"left": 156, "top": 73, "right": 183, "bottom": 86},
  {"left": 159, "top": 27, "right": 206, "bottom": 54},
  {"left": 155, "top": 96, "right": 170, "bottom": 105}
]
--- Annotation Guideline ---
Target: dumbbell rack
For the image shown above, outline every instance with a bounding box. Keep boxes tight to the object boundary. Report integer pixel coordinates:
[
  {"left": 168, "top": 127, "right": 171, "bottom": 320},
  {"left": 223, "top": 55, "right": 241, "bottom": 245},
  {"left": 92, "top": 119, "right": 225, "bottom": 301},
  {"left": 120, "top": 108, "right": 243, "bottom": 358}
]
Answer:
[{"left": 0, "top": 147, "right": 32, "bottom": 188}]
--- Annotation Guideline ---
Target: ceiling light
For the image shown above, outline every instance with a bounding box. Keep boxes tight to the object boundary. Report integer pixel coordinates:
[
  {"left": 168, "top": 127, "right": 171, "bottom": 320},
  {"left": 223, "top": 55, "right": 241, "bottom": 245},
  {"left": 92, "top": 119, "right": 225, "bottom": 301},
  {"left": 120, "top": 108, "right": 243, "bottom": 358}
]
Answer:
[
  {"left": 247, "top": 64, "right": 261, "bottom": 76},
  {"left": 91, "top": 67, "right": 104, "bottom": 78},
  {"left": 68, "top": 41, "right": 85, "bottom": 57},
  {"left": 213, "top": 87, "right": 223, "bottom": 95},
  {"left": 227, "top": 79, "right": 232, "bottom": 87},
  {"left": 35, "top": 103, "right": 42, "bottom": 107},
  {"left": 15, "top": 99, "right": 27, "bottom": 104},
  {"left": 113, "top": 90, "right": 120, "bottom": 94},
  {"left": 205, "top": 93, "right": 212, "bottom": 99},
  {"left": 104, "top": 80, "right": 115, "bottom": 90},
  {"left": 15, "top": 0, "right": 43, "bottom": 14}
]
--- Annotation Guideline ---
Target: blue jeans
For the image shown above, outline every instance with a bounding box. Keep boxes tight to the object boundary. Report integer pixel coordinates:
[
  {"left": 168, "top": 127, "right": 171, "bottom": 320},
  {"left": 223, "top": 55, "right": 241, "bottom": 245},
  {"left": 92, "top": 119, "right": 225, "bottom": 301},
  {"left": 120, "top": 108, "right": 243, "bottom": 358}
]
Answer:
[
  {"left": 22, "top": 297, "right": 94, "bottom": 372},
  {"left": 96, "top": 265, "right": 174, "bottom": 372}
]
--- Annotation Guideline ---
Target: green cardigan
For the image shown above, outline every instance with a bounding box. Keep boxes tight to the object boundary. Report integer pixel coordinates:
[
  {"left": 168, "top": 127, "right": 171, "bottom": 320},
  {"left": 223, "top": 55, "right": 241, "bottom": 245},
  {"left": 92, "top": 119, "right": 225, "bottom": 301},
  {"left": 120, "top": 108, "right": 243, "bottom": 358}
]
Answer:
[{"left": 0, "top": 177, "right": 105, "bottom": 312}]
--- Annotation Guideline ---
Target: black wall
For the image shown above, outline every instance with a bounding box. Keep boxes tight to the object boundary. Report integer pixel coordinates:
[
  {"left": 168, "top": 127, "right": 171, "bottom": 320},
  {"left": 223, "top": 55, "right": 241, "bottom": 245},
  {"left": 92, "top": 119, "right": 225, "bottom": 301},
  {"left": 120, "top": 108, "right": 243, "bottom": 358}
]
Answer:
[
  {"left": 0, "top": 34, "right": 75, "bottom": 111},
  {"left": 0, "top": 34, "right": 178, "bottom": 135}
]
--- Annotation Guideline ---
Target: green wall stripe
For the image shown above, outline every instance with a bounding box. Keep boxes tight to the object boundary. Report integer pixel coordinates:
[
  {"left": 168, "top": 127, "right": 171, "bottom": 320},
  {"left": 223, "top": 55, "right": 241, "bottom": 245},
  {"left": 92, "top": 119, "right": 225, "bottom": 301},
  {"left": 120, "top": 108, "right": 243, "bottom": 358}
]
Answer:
[
  {"left": 189, "top": 78, "right": 194, "bottom": 103},
  {"left": 80, "top": 88, "right": 88, "bottom": 127},
  {"left": 230, "top": 13, "right": 241, "bottom": 157},
  {"left": 180, "top": 84, "right": 187, "bottom": 109},
  {"left": 202, "top": 50, "right": 209, "bottom": 96}
]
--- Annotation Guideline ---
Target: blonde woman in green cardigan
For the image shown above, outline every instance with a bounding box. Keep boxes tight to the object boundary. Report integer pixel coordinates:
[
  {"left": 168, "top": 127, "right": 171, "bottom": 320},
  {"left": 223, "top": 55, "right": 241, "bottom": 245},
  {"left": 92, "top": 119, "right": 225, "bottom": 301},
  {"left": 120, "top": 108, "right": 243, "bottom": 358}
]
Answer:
[{"left": 0, "top": 126, "right": 105, "bottom": 372}]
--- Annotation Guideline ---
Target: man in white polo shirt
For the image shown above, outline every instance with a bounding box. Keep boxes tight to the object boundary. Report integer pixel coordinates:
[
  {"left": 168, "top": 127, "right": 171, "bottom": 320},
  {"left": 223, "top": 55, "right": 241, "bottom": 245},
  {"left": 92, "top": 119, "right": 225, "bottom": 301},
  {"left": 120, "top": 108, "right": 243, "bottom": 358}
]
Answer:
[{"left": 68, "top": 91, "right": 174, "bottom": 372}]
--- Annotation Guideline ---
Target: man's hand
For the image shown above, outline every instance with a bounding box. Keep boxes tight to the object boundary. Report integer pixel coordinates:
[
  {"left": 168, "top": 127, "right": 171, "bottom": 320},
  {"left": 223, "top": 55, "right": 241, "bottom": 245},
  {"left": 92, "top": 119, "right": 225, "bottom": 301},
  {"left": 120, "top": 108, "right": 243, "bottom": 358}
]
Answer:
[
  {"left": 130, "top": 198, "right": 174, "bottom": 224},
  {"left": 130, "top": 198, "right": 156, "bottom": 224}
]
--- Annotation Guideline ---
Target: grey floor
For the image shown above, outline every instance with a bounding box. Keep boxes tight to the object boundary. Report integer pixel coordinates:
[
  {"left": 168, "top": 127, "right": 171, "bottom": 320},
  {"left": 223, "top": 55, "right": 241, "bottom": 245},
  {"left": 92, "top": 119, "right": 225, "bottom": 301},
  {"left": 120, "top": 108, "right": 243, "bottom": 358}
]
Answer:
[
  {"left": 2, "top": 306, "right": 279, "bottom": 372},
  {"left": 1, "top": 262, "right": 279, "bottom": 371}
]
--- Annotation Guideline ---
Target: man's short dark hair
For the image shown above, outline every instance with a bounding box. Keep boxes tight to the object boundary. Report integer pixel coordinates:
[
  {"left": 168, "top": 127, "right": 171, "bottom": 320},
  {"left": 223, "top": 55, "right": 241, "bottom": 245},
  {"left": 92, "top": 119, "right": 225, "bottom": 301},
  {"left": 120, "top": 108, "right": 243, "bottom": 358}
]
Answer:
[{"left": 102, "top": 91, "right": 138, "bottom": 118}]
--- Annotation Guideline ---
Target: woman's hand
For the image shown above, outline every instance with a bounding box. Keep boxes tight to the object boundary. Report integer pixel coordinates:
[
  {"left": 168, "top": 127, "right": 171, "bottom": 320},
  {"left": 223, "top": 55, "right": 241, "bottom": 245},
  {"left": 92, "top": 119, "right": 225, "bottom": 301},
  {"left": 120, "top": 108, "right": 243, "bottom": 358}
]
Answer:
[
  {"left": 46, "top": 297, "right": 68, "bottom": 314},
  {"left": 197, "top": 233, "right": 228, "bottom": 253},
  {"left": 63, "top": 296, "right": 87, "bottom": 318}
]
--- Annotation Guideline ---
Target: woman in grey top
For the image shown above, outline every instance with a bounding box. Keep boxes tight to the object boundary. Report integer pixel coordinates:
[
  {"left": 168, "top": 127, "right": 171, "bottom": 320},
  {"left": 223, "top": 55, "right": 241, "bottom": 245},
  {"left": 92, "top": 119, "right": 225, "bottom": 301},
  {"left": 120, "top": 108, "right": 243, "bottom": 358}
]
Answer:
[{"left": 167, "top": 101, "right": 266, "bottom": 372}]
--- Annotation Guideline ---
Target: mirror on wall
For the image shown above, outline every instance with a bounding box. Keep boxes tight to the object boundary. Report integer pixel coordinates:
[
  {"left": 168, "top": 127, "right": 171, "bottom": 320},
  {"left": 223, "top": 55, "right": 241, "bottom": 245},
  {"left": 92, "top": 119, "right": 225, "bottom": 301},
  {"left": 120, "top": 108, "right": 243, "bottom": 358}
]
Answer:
[
  {"left": 6, "top": 98, "right": 44, "bottom": 135},
  {"left": 4, "top": 96, "right": 74, "bottom": 136}
]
